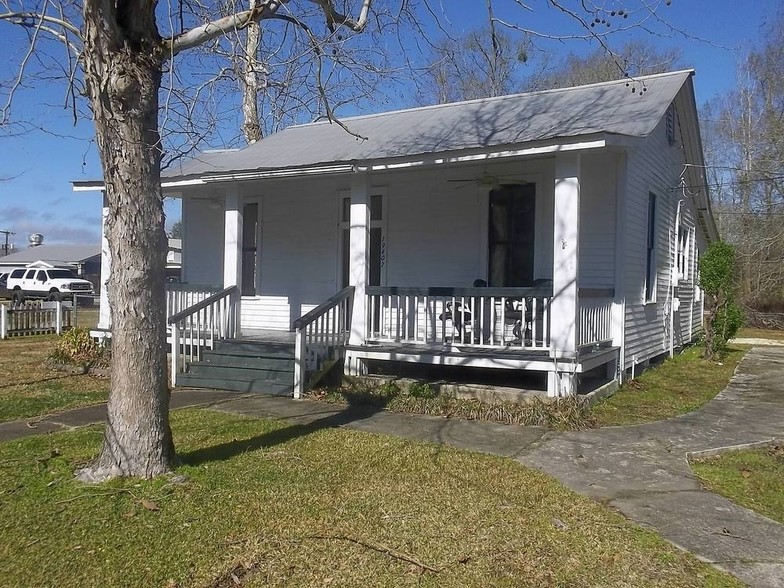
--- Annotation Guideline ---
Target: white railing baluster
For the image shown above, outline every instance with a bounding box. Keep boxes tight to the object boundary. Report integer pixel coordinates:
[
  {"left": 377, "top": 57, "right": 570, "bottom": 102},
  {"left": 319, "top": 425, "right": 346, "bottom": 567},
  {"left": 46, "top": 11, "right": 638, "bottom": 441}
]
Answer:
[{"left": 292, "top": 286, "right": 355, "bottom": 399}]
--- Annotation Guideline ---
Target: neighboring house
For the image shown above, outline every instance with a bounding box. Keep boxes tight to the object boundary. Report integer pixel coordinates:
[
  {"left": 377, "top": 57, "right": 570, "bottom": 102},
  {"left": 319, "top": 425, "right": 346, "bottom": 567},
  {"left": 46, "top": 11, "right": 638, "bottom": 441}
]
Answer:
[
  {"left": 0, "top": 244, "right": 101, "bottom": 290},
  {"left": 75, "top": 70, "right": 717, "bottom": 399},
  {"left": 167, "top": 238, "right": 182, "bottom": 282}
]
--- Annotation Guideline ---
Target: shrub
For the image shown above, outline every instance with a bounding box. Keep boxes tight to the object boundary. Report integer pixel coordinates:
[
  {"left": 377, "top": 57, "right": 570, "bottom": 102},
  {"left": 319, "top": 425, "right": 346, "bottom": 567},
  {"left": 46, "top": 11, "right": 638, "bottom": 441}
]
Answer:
[
  {"left": 49, "top": 328, "right": 106, "bottom": 367},
  {"left": 699, "top": 242, "right": 742, "bottom": 359},
  {"left": 408, "top": 382, "right": 437, "bottom": 399}
]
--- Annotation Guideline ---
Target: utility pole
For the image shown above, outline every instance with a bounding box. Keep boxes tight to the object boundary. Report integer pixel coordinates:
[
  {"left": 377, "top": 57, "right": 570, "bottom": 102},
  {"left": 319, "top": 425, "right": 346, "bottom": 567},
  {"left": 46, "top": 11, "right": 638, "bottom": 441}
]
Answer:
[{"left": 0, "top": 230, "right": 15, "bottom": 256}]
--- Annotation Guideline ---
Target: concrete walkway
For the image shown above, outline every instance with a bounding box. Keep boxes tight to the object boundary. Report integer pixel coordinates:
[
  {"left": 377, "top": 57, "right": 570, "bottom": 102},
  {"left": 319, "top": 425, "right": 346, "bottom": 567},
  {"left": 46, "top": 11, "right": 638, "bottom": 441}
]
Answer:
[
  {"left": 1, "top": 348, "right": 783, "bottom": 586},
  {"left": 518, "top": 346, "right": 784, "bottom": 587}
]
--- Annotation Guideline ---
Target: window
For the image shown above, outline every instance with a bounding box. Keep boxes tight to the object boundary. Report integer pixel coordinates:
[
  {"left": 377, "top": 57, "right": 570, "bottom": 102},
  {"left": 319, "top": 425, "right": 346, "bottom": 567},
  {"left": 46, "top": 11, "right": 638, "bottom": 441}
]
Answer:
[
  {"left": 369, "top": 194, "right": 384, "bottom": 287},
  {"left": 488, "top": 184, "right": 536, "bottom": 286},
  {"left": 241, "top": 203, "right": 259, "bottom": 296},
  {"left": 10, "top": 269, "right": 24, "bottom": 279},
  {"left": 676, "top": 226, "right": 690, "bottom": 281},
  {"left": 25, "top": 269, "right": 36, "bottom": 279},
  {"left": 645, "top": 193, "right": 657, "bottom": 301},
  {"left": 36, "top": 270, "right": 47, "bottom": 281},
  {"left": 339, "top": 195, "right": 351, "bottom": 289}
]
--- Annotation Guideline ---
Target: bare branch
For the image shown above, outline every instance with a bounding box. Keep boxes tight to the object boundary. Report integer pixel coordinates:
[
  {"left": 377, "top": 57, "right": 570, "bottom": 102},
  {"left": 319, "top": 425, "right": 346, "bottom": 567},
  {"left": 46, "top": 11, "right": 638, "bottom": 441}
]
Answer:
[
  {"left": 308, "top": 0, "right": 372, "bottom": 32},
  {"left": 0, "top": 10, "right": 82, "bottom": 38},
  {"left": 166, "top": 0, "right": 287, "bottom": 58}
]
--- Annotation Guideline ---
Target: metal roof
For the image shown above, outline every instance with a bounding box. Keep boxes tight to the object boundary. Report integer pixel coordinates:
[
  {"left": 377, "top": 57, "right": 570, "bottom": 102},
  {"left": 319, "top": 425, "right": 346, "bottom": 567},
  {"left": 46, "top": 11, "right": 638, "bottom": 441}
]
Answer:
[
  {"left": 0, "top": 244, "right": 100, "bottom": 265},
  {"left": 164, "top": 70, "right": 694, "bottom": 180}
]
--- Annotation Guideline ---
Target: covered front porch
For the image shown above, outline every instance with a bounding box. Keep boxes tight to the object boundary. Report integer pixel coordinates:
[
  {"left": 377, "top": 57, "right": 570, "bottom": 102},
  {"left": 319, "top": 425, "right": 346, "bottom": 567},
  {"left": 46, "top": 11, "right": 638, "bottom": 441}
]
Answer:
[{"left": 153, "top": 148, "right": 623, "bottom": 398}]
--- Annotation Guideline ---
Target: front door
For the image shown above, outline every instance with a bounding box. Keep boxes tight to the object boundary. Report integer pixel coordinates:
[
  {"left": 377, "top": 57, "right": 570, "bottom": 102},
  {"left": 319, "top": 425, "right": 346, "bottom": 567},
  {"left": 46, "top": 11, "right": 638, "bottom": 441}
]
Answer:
[{"left": 488, "top": 184, "right": 536, "bottom": 286}]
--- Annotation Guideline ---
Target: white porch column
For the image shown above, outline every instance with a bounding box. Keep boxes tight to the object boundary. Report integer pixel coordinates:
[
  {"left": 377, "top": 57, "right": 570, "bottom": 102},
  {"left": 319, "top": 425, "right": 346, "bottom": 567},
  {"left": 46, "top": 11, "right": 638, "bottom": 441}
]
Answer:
[
  {"left": 549, "top": 153, "right": 581, "bottom": 397},
  {"left": 223, "top": 188, "right": 243, "bottom": 333},
  {"left": 348, "top": 170, "right": 370, "bottom": 346},
  {"left": 98, "top": 192, "right": 112, "bottom": 330}
]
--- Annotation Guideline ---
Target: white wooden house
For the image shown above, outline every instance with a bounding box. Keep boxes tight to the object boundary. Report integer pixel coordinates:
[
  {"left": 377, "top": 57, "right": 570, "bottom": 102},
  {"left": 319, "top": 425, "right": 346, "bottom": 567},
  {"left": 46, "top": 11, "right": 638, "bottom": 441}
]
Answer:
[{"left": 75, "top": 70, "right": 718, "bottom": 399}]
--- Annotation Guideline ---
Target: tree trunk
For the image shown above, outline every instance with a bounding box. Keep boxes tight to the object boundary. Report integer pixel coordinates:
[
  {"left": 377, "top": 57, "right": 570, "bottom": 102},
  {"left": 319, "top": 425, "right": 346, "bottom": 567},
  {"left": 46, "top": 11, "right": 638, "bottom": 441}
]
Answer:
[
  {"left": 77, "top": 7, "right": 175, "bottom": 482},
  {"left": 242, "top": 0, "right": 262, "bottom": 144}
]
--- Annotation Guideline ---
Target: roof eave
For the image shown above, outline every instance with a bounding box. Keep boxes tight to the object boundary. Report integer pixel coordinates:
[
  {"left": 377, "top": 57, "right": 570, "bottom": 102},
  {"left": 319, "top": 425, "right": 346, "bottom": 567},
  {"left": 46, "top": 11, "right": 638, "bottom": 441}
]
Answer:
[{"left": 163, "top": 132, "right": 623, "bottom": 192}]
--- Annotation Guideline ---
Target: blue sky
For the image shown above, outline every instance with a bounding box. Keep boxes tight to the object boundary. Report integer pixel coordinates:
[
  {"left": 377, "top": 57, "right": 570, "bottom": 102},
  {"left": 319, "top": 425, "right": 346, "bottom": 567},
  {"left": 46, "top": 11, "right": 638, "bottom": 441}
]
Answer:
[{"left": 0, "top": 0, "right": 778, "bottom": 247}]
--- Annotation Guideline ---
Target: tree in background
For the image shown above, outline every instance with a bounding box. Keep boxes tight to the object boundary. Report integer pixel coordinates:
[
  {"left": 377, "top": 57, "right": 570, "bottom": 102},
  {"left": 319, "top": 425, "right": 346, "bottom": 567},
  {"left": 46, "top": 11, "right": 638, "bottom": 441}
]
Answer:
[
  {"left": 527, "top": 39, "right": 681, "bottom": 91},
  {"left": 699, "top": 241, "right": 742, "bottom": 359},
  {"left": 168, "top": 221, "right": 182, "bottom": 240},
  {"left": 702, "top": 8, "right": 784, "bottom": 326},
  {"left": 418, "top": 23, "right": 529, "bottom": 104}
]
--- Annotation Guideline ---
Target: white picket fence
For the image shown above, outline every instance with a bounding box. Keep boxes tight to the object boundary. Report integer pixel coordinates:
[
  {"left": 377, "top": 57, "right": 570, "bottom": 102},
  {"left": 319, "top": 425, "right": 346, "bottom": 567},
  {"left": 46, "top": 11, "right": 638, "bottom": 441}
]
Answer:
[{"left": 0, "top": 302, "right": 71, "bottom": 339}]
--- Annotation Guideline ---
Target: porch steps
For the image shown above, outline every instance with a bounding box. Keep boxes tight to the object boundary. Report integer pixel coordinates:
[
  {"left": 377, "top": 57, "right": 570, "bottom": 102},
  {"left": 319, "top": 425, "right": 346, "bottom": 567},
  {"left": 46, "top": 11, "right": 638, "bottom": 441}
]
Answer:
[{"left": 175, "top": 339, "right": 295, "bottom": 396}]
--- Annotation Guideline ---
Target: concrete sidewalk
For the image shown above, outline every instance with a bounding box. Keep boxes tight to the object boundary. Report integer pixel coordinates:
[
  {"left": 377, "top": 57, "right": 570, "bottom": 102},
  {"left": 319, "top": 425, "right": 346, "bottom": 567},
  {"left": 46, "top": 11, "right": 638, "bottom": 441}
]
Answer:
[
  {"left": 0, "top": 389, "right": 248, "bottom": 443},
  {"left": 1, "top": 347, "right": 783, "bottom": 586},
  {"left": 518, "top": 346, "right": 784, "bottom": 588}
]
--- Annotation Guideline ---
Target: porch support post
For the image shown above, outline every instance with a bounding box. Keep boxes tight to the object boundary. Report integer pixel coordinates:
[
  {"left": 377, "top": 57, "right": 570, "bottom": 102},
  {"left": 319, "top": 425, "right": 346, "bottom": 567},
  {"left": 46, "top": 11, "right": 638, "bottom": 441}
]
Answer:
[
  {"left": 98, "top": 192, "right": 112, "bottom": 330},
  {"left": 549, "top": 153, "right": 581, "bottom": 397},
  {"left": 348, "top": 169, "right": 370, "bottom": 347},
  {"left": 223, "top": 187, "right": 243, "bottom": 334}
]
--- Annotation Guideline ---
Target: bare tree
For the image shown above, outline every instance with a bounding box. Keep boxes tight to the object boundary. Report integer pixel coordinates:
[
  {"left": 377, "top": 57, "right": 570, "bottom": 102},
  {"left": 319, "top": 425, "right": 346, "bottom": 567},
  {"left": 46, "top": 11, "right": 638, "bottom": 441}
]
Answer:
[
  {"left": 702, "top": 7, "right": 784, "bottom": 320},
  {"left": 527, "top": 39, "right": 681, "bottom": 91},
  {"left": 0, "top": 0, "right": 373, "bottom": 482},
  {"left": 418, "top": 23, "right": 529, "bottom": 104}
]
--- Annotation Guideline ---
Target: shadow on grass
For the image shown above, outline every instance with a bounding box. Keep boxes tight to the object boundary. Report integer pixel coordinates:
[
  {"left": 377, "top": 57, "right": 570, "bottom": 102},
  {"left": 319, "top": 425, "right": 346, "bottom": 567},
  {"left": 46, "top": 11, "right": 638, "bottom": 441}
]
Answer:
[
  {"left": 0, "top": 373, "right": 79, "bottom": 390},
  {"left": 178, "top": 399, "right": 388, "bottom": 467}
]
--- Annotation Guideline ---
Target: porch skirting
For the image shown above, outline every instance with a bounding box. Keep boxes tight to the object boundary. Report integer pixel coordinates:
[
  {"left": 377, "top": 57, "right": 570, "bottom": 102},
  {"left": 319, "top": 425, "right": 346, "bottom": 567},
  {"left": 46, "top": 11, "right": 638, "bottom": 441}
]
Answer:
[{"left": 344, "top": 342, "right": 619, "bottom": 378}]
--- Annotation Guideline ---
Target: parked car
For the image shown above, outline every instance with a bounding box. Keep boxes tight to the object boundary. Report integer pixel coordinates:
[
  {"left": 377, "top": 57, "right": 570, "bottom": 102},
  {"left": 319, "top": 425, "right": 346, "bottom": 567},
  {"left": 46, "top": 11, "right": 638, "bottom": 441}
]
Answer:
[
  {"left": 6, "top": 267, "right": 94, "bottom": 304},
  {"left": 0, "top": 272, "right": 10, "bottom": 300}
]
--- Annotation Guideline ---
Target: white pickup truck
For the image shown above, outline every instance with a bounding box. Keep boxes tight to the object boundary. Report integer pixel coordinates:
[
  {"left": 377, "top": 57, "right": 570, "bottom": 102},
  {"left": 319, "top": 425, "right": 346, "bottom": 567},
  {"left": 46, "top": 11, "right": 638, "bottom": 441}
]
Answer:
[{"left": 7, "top": 266, "right": 94, "bottom": 304}]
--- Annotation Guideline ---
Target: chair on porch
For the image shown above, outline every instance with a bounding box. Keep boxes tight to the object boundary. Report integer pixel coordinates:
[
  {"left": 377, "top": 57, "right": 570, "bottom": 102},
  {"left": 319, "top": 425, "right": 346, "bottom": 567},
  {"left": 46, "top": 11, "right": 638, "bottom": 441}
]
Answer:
[
  {"left": 503, "top": 297, "right": 527, "bottom": 345},
  {"left": 503, "top": 279, "right": 552, "bottom": 346}
]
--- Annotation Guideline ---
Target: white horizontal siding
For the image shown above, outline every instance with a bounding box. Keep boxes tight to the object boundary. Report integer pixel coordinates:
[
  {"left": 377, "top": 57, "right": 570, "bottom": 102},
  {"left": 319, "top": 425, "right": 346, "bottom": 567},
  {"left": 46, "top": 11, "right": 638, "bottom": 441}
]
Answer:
[
  {"left": 579, "top": 153, "right": 617, "bottom": 289},
  {"left": 258, "top": 180, "right": 340, "bottom": 323},
  {"left": 182, "top": 197, "right": 224, "bottom": 287},
  {"left": 622, "top": 99, "right": 705, "bottom": 369},
  {"left": 241, "top": 296, "right": 317, "bottom": 331}
]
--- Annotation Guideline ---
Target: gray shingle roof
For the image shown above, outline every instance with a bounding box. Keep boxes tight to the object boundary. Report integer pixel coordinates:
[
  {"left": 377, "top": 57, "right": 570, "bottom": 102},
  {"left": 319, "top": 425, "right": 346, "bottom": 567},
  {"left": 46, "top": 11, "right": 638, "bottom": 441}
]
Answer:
[
  {"left": 164, "top": 70, "right": 693, "bottom": 180},
  {"left": 0, "top": 244, "right": 100, "bottom": 265}
]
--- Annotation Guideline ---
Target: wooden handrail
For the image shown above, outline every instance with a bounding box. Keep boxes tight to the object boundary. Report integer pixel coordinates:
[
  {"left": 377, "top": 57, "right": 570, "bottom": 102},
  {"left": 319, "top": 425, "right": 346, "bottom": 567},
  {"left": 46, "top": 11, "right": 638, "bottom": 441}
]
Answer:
[
  {"left": 293, "top": 286, "right": 355, "bottom": 330},
  {"left": 165, "top": 283, "right": 222, "bottom": 292},
  {"left": 366, "top": 286, "right": 553, "bottom": 298},
  {"left": 168, "top": 285, "right": 238, "bottom": 324},
  {"left": 366, "top": 286, "right": 613, "bottom": 299}
]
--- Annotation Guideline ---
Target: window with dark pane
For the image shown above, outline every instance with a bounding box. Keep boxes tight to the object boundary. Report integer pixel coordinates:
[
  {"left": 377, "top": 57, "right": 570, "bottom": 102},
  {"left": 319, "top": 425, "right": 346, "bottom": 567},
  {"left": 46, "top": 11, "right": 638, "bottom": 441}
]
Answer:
[
  {"left": 488, "top": 184, "right": 536, "bottom": 287},
  {"left": 242, "top": 203, "right": 258, "bottom": 296}
]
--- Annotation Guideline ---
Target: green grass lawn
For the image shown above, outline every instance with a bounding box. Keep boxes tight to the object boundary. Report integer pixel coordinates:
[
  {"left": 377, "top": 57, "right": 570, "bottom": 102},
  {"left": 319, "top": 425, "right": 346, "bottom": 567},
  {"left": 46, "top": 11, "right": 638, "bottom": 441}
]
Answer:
[
  {"left": 591, "top": 345, "right": 748, "bottom": 427},
  {"left": 0, "top": 408, "right": 739, "bottom": 587},
  {"left": 0, "top": 335, "right": 109, "bottom": 422},
  {"left": 691, "top": 444, "right": 784, "bottom": 525}
]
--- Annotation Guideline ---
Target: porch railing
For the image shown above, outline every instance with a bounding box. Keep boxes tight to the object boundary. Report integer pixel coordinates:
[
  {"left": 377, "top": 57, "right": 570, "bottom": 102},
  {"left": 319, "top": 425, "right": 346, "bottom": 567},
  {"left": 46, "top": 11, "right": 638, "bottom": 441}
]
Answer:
[
  {"left": 0, "top": 301, "right": 71, "bottom": 339},
  {"left": 293, "top": 286, "right": 354, "bottom": 399},
  {"left": 366, "top": 286, "right": 553, "bottom": 350},
  {"left": 168, "top": 285, "right": 239, "bottom": 386},
  {"left": 577, "top": 292, "right": 614, "bottom": 347},
  {"left": 165, "top": 283, "right": 223, "bottom": 321}
]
